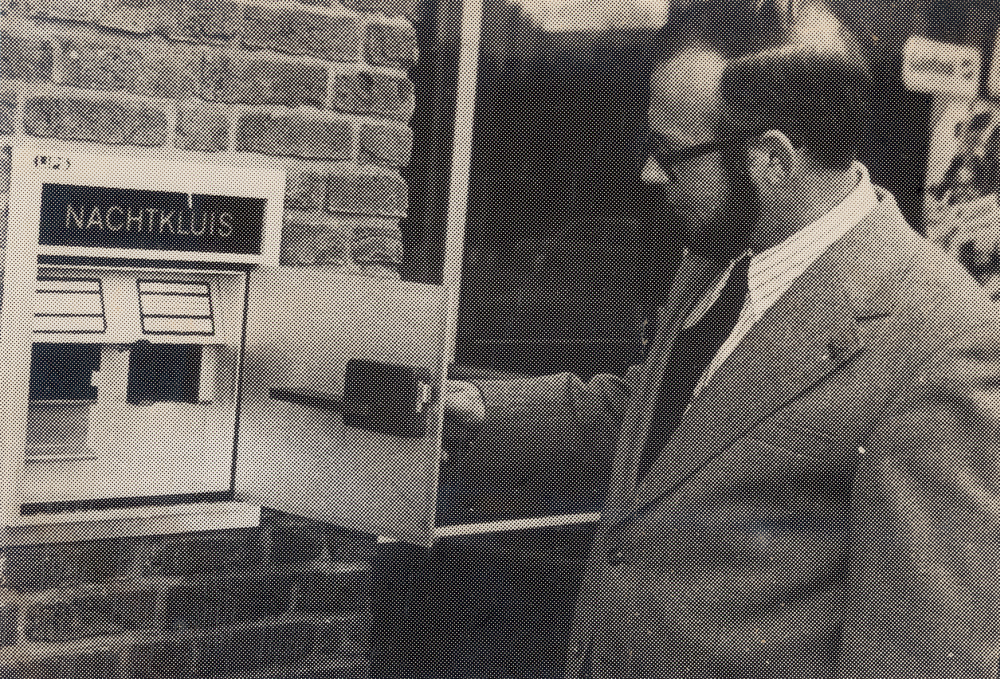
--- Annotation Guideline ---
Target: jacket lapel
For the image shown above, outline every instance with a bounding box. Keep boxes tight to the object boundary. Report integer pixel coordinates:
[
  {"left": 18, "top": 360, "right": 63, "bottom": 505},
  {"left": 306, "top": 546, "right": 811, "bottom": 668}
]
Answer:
[
  {"left": 631, "top": 254, "right": 863, "bottom": 511},
  {"left": 614, "top": 191, "right": 918, "bottom": 524},
  {"left": 598, "top": 252, "right": 725, "bottom": 523}
]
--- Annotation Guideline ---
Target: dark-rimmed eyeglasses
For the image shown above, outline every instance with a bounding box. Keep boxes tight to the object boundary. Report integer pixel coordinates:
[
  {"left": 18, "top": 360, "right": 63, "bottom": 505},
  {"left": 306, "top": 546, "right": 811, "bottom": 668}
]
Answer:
[{"left": 646, "top": 131, "right": 725, "bottom": 182}]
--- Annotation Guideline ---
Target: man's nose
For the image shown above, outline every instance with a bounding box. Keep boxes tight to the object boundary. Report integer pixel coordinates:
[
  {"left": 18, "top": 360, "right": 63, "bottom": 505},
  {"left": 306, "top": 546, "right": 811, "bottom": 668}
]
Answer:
[{"left": 641, "top": 156, "right": 671, "bottom": 185}]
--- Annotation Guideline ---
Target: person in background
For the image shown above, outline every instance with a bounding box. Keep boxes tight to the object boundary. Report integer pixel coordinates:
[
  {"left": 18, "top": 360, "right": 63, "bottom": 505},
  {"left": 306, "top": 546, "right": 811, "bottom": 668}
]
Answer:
[
  {"left": 446, "top": 0, "right": 1000, "bottom": 677},
  {"left": 925, "top": 99, "right": 1000, "bottom": 298}
]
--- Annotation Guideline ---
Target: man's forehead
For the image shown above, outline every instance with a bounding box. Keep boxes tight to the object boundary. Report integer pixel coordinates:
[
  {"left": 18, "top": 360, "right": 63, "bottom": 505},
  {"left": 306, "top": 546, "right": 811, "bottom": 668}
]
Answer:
[{"left": 648, "top": 48, "right": 726, "bottom": 145}]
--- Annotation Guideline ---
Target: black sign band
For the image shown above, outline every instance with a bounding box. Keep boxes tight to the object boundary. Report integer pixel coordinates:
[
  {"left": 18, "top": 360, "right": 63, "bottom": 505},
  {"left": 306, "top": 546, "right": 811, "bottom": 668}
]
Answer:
[{"left": 39, "top": 184, "right": 267, "bottom": 256}]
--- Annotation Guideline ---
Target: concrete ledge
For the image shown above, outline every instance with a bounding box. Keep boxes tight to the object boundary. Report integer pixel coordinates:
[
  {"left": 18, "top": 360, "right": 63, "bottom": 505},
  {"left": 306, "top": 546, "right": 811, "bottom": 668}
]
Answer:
[{"left": 6, "top": 500, "right": 261, "bottom": 546}]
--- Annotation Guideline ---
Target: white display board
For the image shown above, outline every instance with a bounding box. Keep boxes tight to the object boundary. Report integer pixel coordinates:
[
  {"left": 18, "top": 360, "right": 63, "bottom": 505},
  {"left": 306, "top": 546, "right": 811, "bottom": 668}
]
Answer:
[{"left": 902, "top": 35, "right": 982, "bottom": 99}]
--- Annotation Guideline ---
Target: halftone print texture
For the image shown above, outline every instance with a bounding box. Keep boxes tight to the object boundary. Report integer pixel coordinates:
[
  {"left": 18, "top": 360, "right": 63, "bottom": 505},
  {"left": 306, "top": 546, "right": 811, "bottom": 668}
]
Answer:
[
  {"left": 0, "top": 0, "right": 418, "bottom": 677},
  {"left": 453, "top": 1, "right": 1000, "bottom": 678},
  {"left": 1, "top": 0, "right": 1000, "bottom": 678}
]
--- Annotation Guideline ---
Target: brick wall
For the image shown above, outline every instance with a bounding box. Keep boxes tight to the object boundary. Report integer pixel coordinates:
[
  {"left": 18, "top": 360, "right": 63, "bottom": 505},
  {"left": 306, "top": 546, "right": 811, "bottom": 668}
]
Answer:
[
  {"left": 0, "top": 0, "right": 422, "bottom": 676},
  {"left": 0, "top": 511, "right": 376, "bottom": 678},
  {"left": 0, "top": 0, "right": 418, "bottom": 274}
]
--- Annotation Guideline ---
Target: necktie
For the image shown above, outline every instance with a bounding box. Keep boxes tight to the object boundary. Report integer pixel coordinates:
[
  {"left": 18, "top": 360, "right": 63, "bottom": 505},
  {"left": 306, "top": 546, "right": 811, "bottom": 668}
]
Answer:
[{"left": 636, "top": 254, "right": 751, "bottom": 483}]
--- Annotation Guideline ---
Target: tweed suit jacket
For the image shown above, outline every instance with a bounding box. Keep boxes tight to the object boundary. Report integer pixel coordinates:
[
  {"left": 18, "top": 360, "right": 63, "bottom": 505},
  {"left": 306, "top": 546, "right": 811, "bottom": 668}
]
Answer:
[{"left": 470, "top": 188, "right": 1000, "bottom": 679}]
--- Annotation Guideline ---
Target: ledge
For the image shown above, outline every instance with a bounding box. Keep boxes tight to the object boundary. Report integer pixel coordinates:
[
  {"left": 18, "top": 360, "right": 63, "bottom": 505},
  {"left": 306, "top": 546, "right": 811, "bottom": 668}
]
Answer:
[{"left": 6, "top": 501, "right": 261, "bottom": 546}]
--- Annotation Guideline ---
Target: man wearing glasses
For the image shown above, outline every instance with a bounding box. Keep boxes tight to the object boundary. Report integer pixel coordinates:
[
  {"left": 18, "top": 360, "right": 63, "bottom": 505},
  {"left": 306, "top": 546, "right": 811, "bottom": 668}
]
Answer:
[{"left": 445, "top": 1, "right": 1000, "bottom": 677}]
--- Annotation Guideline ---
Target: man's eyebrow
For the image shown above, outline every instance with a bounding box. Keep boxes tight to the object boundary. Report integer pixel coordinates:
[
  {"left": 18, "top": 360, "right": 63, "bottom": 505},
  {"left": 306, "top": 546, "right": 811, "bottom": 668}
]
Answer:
[{"left": 647, "top": 130, "right": 680, "bottom": 148}]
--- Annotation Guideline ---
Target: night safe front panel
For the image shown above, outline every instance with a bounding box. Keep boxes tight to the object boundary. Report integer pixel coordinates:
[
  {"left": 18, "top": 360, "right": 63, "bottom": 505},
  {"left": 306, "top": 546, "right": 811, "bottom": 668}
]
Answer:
[
  {"left": 2, "top": 146, "right": 283, "bottom": 525},
  {"left": 19, "top": 265, "right": 247, "bottom": 506}
]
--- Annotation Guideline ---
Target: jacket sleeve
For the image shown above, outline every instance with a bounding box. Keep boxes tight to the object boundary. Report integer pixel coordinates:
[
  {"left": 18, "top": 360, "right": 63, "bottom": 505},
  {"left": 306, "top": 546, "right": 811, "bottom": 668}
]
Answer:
[
  {"left": 464, "top": 369, "right": 637, "bottom": 489},
  {"left": 838, "top": 320, "right": 1000, "bottom": 678}
]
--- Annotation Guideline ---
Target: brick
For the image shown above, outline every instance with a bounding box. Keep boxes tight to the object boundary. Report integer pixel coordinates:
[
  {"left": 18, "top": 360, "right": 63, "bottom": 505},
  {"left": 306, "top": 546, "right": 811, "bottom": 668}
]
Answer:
[
  {"left": 242, "top": 4, "right": 362, "bottom": 62},
  {"left": 146, "top": 529, "right": 256, "bottom": 577},
  {"left": 265, "top": 620, "right": 316, "bottom": 662},
  {"left": 97, "top": 0, "right": 175, "bottom": 34},
  {"left": 359, "top": 121, "right": 411, "bottom": 166},
  {"left": 23, "top": 0, "right": 97, "bottom": 22},
  {"left": 24, "top": 588, "right": 110, "bottom": 641},
  {"left": 352, "top": 227, "right": 402, "bottom": 267},
  {"left": 0, "top": 601, "right": 15, "bottom": 646},
  {"left": 169, "top": 0, "right": 243, "bottom": 44},
  {"left": 58, "top": 36, "right": 202, "bottom": 99},
  {"left": 96, "top": 0, "right": 242, "bottom": 42},
  {"left": 162, "top": 574, "right": 292, "bottom": 630},
  {"left": 342, "top": 214, "right": 402, "bottom": 243},
  {"left": 326, "top": 523, "right": 376, "bottom": 564},
  {"left": 239, "top": 621, "right": 315, "bottom": 667},
  {"left": 227, "top": 574, "right": 296, "bottom": 619},
  {"left": 310, "top": 662, "right": 369, "bottom": 679},
  {"left": 235, "top": 109, "right": 353, "bottom": 160},
  {"left": 271, "top": 520, "right": 327, "bottom": 563},
  {"left": 329, "top": 66, "right": 414, "bottom": 121},
  {"left": 20, "top": 650, "right": 120, "bottom": 679},
  {"left": 19, "top": 657, "right": 62, "bottom": 679},
  {"left": 128, "top": 640, "right": 194, "bottom": 679},
  {"left": 161, "top": 583, "right": 224, "bottom": 630},
  {"left": 295, "top": 568, "right": 370, "bottom": 615},
  {"left": 314, "top": 614, "right": 370, "bottom": 658},
  {"left": 0, "top": 32, "right": 54, "bottom": 81},
  {"left": 325, "top": 170, "right": 407, "bottom": 217},
  {"left": 0, "top": 89, "right": 16, "bottom": 135},
  {"left": 284, "top": 164, "right": 333, "bottom": 211},
  {"left": 23, "top": 95, "right": 168, "bottom": 147},
  {"left": 5, "top": 539, "right": 125, "bottom": 591},
  {"left": 203, "top": 53, "right": 327, "bottom": 107},
  {"left": 364, "top": 21, "right": 416, "bottom": 68},
  {"left": 280, "top": 210, "right": 352, "bottom": 267},
  {"left": 343, "top": 214, "right": 404, "bottom": 276},
  {"left": 339, "top": 0, "right": 419, "bottom": 19},
  {"left": 112, "top": 584, "right": 159, "bottom": 633},
  {"left": 175, "top": 99, "right": 228, "bottom": 152},
  {"left": 193, "top": 622, "right": 315, "bottom": 675},
  {"left": 192, "top": 630, "right": 232, "bottom": 676}
]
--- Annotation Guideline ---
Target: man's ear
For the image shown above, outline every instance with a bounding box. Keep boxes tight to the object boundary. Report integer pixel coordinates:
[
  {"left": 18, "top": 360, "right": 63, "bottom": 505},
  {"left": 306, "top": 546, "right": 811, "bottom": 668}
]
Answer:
[{"left": 746, "top": 130, "right": 798, "bottom": 186}]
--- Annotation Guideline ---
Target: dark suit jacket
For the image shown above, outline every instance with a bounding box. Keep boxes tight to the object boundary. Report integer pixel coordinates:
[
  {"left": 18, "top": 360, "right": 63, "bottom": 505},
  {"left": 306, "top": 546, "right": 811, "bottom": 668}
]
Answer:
[{"left": 470, "top": 188, "right": 1000, "bottom": 678}]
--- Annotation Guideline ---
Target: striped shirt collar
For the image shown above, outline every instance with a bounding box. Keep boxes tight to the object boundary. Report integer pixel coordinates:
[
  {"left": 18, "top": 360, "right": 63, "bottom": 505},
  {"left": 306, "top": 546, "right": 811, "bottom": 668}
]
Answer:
[
  {"left": 745, "top": 161, "right": 877, "bottom": 317},
  {"left": 685, "top": 162, "right": 877, "bottom": 328}
]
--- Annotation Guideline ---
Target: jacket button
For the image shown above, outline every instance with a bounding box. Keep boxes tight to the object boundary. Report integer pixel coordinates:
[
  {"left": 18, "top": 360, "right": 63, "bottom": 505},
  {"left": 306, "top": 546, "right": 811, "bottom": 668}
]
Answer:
[
  {"left": 569, "top": 642, "right": 582, "bottom": 657},
  {"left": 607, "top": 548, "right": 626, "bottom": 566}
]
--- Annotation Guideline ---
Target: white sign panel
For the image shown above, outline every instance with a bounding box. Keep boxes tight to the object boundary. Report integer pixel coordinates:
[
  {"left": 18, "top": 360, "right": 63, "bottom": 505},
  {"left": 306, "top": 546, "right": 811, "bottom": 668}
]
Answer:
[
  {"left": 9, "top": 146, "right": 285, "bottom": 266},
  {"left": 903, "top": 35, "right": 981, "bottom": 98}
]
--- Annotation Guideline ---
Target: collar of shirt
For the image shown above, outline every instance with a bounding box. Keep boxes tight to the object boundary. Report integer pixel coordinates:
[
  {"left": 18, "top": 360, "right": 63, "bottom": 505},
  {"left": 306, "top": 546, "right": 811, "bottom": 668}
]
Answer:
[
  {"left": 682, "top": 161, "right": 878, "bottom": 399},
  {"left": 685, "top": 161, "right": 877, "bottom": 330}
]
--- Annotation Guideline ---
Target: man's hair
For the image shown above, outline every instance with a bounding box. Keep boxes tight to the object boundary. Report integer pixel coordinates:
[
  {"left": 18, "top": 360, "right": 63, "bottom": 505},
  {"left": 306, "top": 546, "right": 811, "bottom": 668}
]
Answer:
[{"left": 649, "top": 0, "right": 872, "bottom": 171}]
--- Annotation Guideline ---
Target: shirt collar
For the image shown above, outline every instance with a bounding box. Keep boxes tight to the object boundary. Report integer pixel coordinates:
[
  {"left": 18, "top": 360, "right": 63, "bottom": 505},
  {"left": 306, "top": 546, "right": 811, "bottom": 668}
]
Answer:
[{"left": 745, "top": 161, "right": 878, "bottom": 313}]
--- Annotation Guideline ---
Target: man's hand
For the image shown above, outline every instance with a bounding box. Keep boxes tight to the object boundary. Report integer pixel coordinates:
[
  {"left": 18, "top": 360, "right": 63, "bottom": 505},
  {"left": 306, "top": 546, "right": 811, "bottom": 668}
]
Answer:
[{"left": 442, "top": 380, "right": 486, "bottom": 446}]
